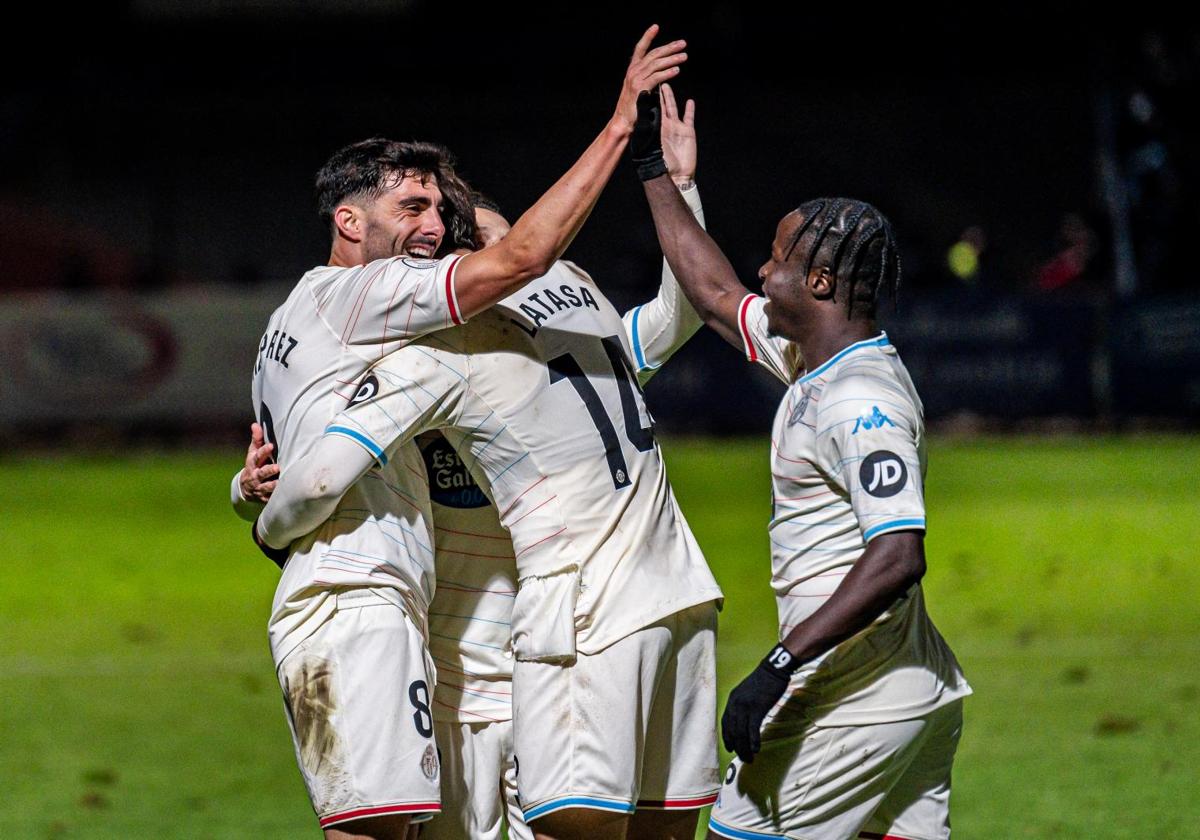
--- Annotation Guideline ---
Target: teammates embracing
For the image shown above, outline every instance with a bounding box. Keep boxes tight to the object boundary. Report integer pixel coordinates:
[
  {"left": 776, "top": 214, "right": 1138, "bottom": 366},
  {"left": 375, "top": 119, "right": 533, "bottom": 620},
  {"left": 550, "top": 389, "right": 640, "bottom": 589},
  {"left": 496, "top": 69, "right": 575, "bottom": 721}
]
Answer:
[{"left": 231, "top": 25, "right": 968, "bottom": 840}]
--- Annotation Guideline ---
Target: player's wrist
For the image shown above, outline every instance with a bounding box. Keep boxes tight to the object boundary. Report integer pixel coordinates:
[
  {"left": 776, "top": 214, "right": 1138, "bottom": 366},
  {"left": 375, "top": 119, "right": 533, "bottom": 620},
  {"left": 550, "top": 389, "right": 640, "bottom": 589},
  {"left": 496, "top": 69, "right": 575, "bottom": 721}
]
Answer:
[
  {"left": 607, "top": 114, "right": 635, "bottom": 140},
  {"left": 757, "top": 643, "right": 803, "bottom": 682},
  {"left": 252, "top": 517, "right": 290, "bottom": 569},
  {"left": 673, "top": 177, "right": 696, "bottom": 190}
]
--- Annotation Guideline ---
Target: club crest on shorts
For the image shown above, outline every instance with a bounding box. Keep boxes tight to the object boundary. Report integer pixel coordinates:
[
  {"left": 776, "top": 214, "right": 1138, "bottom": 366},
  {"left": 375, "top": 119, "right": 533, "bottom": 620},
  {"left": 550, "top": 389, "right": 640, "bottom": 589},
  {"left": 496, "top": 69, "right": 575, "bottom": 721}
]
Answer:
[
  {"left": 421, "top": 743, "right": 439, "bottom": 781},
  {"left": 349, "top": 374, "right": 378, "bottom": 406}
]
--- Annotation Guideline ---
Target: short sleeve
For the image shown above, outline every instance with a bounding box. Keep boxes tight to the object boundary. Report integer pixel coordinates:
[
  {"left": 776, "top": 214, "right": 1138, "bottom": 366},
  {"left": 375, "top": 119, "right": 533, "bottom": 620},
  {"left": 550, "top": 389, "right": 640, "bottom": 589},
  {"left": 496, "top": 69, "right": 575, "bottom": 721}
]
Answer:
[
  {"left": 318, "top": 254, "right": 466, "bottom": 357},
  {"left": 815, "top": 373, "right": 926, "bottom": 542},
  {"left": 324, "top": 342, "right": 468, "bottom": 466},
  {"left": 737, "top": 294, "right": 804, "bottom": 384}
]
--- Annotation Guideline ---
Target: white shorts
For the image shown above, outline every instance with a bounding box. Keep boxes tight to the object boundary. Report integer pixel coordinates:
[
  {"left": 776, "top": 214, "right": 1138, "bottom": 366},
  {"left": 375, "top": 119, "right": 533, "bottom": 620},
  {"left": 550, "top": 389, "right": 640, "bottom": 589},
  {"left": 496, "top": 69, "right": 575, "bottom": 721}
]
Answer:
[
  {"left": 422, "top": 718, "right": 532, "bottom": 840},
  {"left": 274, "top": 588, "right": 440, "bottom": 830},
  {"left": 709, "top": 698, "right": 964, "bottom": 840},
  {"left": 512, "top": 601, "right": 720, "bottom": 823}
]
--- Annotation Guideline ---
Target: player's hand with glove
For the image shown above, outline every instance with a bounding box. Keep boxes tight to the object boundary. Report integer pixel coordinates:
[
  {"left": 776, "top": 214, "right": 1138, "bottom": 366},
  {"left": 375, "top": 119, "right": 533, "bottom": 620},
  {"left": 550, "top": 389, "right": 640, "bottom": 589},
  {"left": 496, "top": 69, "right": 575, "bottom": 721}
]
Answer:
[
  {"left": 629, "top": 86, "right": 668, "bottom": 181},
  {"left": 721, "top": 643, "right": 802, "bottom": 763}
]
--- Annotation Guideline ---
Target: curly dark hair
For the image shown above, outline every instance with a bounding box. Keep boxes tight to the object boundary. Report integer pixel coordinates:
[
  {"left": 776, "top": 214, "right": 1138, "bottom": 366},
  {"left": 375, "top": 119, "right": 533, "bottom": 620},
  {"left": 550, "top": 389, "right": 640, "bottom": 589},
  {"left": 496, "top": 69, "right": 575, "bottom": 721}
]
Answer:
[{"left": 315, "top": 138, "right": 478, "bottom": 254}]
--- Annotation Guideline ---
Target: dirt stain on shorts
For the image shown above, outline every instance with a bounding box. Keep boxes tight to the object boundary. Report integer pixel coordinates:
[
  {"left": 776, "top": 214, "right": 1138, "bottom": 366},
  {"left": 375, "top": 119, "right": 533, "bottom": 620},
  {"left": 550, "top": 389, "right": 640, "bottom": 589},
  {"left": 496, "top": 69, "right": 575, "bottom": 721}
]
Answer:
[{"left": 285, "top": 656, "right": 340, "bottom": 776}]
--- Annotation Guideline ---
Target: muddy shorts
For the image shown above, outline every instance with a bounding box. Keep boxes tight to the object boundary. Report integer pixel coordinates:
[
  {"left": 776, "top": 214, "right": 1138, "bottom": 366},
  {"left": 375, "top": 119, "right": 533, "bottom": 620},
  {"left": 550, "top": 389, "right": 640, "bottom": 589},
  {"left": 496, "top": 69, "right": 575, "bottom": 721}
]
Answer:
[{"left": 275, "top": 587, "right": 440, "bottom": 829}]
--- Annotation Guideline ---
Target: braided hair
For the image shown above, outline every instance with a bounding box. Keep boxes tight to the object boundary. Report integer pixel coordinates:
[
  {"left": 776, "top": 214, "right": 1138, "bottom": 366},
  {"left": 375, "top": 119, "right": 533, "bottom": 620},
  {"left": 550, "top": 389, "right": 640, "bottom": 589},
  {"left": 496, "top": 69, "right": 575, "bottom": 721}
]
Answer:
[{"left": 783, "top": 198, "right": 901, "bottom": 319}]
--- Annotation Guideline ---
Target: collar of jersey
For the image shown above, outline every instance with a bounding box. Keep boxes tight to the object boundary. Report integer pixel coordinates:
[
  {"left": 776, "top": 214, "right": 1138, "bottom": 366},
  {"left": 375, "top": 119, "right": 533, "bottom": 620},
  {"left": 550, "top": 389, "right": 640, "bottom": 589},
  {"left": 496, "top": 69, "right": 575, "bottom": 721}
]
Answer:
[{"left": 798, "top": 332, "right": 890, "bottom": 383}]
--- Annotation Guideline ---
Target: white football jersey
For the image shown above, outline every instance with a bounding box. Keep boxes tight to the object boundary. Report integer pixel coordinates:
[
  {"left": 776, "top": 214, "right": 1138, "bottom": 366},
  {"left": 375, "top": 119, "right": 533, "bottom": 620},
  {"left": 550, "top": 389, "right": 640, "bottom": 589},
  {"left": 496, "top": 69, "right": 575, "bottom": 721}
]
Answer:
[
  {"left": 422, "top": 186, "right": 707, "bottom": 719},
  {"left": 254, "top": 255, "right": 465, "bottom": 654},
  {"left": 420, "top": 432, "right": 519, "bottom": 724},
  {"left": 325, "top": 261, "right": 723, "bottom": 662},
  {"left": 738, "top": 294, "right": 970, "bottom": 726}
]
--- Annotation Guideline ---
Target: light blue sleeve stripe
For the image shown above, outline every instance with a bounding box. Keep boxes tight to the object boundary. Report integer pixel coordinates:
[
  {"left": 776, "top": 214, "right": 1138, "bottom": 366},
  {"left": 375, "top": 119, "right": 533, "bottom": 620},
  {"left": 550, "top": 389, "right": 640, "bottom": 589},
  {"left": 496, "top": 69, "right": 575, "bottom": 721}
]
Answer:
[
  {"left": 863, "top": 517, "right": 926, "bottom": 540},
  {"left": 630, "top": 304, "right": 648, "bottom": 370},
  {"left": 708, "top": 817, "right": 787, "bottom": 840},
  {"left": 524, "top": 796, "right": 635, "bottom": 821},
  {"left": 325, "top": 425, "right": 388, "bottom": 467}
]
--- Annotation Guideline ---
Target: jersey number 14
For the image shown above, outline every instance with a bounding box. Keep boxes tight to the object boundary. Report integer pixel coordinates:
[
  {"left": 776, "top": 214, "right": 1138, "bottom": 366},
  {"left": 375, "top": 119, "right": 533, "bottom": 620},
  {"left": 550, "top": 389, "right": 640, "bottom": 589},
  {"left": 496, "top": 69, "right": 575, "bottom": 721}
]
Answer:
[{"left": 548, "top": 335, "right": 654, "bottom": 491}]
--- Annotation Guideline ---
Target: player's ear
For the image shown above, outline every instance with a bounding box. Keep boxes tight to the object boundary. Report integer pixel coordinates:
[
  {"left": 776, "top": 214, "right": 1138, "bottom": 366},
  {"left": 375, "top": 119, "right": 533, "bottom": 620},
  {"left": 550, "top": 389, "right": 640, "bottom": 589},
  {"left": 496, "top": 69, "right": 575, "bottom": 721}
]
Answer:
[
  {"left": 810, "top": 265, "right": 835, "bottom": 301},
  {"left": 334, "top": 204, "right": 364, "bottom": 243}
]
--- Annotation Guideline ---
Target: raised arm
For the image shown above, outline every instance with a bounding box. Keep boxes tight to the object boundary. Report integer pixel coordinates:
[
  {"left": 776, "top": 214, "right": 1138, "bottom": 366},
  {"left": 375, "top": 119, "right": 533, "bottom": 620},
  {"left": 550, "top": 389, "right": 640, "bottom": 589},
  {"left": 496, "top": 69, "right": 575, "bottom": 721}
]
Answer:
[
  {"left": 624, "top": 83, "right": 705, "bottom": 382},
  {"left": 635, "top": 90, "right": 749, "bottom": 350},
  {"left": 454, "top": 25, "right": 688, "bottom": 317}
]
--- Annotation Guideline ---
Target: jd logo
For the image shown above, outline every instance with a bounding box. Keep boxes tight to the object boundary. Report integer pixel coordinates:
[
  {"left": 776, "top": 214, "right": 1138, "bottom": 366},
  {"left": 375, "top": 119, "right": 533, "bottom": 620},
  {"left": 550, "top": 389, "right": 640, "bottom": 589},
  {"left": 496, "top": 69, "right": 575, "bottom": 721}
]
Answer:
[
  {"left": 349, "top": 374, "right": 378, "bottom": 405},
  {"left": 859, "top": 450, "right": 907, "bottom": 498}
]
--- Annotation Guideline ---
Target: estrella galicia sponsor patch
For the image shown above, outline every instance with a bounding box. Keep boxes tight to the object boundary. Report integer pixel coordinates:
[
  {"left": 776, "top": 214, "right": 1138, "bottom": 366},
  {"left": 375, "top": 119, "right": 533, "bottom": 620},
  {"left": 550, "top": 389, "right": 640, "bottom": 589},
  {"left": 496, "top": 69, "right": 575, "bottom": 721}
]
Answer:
[
  {"left": 859, "top": 450, "right": 908, "bottom": 498},
  {"left": 421, "top": 436, "right": 489, "bottom": 508},
  {"left": 348, "top": 374, "right": 378, "bottom": 406},
  {"left": 401, "top": 257, "right": 439, "bottom": 271}
]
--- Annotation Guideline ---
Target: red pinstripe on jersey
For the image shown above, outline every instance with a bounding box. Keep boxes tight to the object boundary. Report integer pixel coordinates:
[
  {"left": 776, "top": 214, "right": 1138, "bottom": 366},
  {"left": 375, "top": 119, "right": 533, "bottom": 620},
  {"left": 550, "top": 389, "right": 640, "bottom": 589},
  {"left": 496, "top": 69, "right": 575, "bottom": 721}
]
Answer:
[
  {"left": 444, "top": 255, "right": 464, "bottom": 325},
  {"left": 738, "top": 294, "right": 759, "bottom": 362}
]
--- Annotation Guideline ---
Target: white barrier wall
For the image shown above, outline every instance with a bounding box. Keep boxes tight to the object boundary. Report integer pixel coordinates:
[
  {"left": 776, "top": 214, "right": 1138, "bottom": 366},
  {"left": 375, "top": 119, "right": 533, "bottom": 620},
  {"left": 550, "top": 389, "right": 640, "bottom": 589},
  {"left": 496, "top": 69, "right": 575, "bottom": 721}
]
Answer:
[{"left": 0, "top": 287, "right": 285, "bottom": 424}]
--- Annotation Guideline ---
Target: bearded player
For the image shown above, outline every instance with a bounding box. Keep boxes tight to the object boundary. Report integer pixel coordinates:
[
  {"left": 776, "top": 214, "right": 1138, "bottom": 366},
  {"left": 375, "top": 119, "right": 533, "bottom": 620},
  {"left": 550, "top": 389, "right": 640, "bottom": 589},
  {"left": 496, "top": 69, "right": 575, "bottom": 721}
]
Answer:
[
  {"left": 236, "top": 27, "right": 689, "bottom": 840},
  {"left": 254, "top": 85, "right": 724, "bottom": 840}
]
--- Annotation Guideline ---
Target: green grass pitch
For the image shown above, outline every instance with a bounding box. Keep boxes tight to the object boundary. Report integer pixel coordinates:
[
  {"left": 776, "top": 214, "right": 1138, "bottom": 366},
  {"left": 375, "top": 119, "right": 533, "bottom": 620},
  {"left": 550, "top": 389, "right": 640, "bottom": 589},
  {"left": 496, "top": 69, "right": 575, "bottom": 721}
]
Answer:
[{"left": 1, "top": 436, "right": 1197, "bottom": 838}]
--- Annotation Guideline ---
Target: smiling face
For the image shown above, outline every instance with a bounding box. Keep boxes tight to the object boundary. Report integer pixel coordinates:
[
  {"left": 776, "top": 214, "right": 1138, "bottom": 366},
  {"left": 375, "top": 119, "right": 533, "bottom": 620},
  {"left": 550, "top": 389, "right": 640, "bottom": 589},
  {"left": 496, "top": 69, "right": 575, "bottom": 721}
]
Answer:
[
  {"left": 357, "top": 173, "right": 446, "bottom": 263},
  {"left": 757, "top": 210, "right": 825, "bottom": 340}
]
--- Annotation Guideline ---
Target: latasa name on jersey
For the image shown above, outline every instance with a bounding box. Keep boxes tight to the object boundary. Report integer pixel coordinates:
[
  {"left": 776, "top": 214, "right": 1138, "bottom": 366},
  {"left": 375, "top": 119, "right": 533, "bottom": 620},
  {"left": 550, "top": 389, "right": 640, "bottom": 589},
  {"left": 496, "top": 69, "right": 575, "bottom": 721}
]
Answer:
[
  {"left": 421, "top": 437, "right": 489, "bottom": 509},
  {"left": 255, "top": 328, "right": 299, "bottom": 373},
  {"left": 511, "top": 283, "right": 600, "bottom": 336}
]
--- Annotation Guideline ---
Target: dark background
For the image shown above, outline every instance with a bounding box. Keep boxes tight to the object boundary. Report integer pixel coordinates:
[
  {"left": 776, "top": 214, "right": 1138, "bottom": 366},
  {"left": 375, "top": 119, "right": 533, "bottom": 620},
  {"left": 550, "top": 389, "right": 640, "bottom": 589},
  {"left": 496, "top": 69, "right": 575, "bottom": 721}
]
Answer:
[{"left": 2, "top": 2, "right": 1196, "bottom": 435}]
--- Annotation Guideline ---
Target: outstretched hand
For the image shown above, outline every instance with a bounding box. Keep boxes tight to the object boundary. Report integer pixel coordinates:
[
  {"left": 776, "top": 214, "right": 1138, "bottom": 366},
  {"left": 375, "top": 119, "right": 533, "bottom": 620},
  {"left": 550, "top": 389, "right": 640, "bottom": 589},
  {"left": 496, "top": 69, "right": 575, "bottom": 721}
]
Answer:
[
  {"left": 659, "top": 83, "right": 696, "bottom": 184},
  {"left": 614, "top": 25, "right": 687, "bottom": 133}
]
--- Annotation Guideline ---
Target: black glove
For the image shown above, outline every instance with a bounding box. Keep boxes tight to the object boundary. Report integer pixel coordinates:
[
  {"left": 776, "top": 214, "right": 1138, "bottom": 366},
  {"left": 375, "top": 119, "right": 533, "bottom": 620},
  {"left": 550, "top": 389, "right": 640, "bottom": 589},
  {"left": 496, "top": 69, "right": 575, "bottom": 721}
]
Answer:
[
  {"left": 629, "top": 89, "right": 668, "bottom": 181},
  {"left": 252, "top": 516, "right": 289, "bottom": 570},
  {"left": 721, "top": 644, "right": 801, "bottom": 763}
]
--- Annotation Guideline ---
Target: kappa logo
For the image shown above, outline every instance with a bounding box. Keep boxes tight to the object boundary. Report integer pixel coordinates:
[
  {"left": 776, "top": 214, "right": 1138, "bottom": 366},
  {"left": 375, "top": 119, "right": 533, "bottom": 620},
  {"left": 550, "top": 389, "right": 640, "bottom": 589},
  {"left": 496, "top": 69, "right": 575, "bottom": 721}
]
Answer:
[
  {"left": 859, "top": 450, "right": 908, "bottom": 498},
  {"left": 420, "top": 743, "right": 439, "bottom": 781},
  {"left": 348, "top": 374, "right": 379, "bottom": 406},
  {"left": 852, "top": 405, "right": 896, "bottom": 435}
]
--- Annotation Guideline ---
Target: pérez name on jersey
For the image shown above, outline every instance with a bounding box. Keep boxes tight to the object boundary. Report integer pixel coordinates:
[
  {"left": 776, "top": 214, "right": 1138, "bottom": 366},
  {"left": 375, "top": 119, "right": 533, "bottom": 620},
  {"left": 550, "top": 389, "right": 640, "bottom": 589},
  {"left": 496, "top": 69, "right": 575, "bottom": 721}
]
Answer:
[
  {"left": 511, "top": 283, "right": 600, "bottom": 337},
  {"left": 255, "top": 327, "right": 300, "bottom": 374}
]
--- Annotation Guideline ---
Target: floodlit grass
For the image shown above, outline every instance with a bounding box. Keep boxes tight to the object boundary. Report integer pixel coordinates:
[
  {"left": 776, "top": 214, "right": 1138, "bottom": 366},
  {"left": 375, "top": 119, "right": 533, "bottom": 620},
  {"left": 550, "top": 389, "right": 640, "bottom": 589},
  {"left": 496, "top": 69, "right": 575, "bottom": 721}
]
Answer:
[{"left": 1, "top": 436, "right": 1197, "bottom": 837}]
